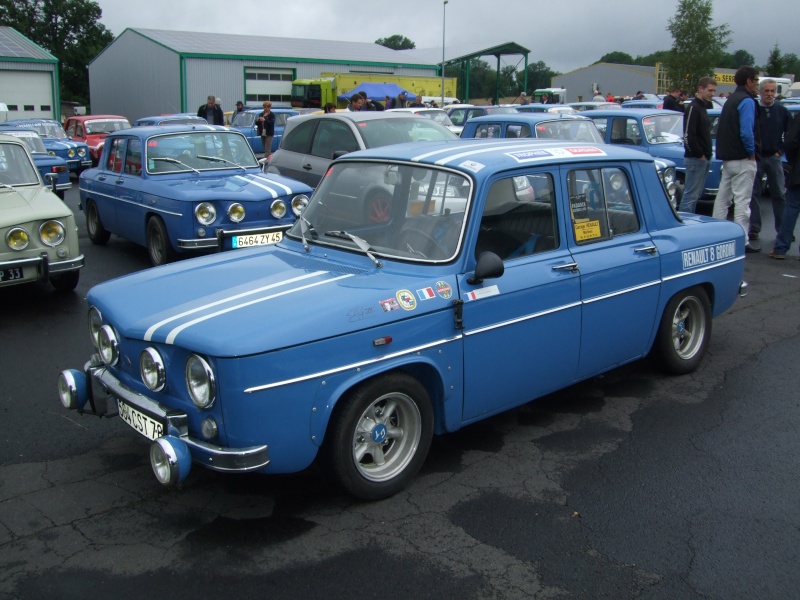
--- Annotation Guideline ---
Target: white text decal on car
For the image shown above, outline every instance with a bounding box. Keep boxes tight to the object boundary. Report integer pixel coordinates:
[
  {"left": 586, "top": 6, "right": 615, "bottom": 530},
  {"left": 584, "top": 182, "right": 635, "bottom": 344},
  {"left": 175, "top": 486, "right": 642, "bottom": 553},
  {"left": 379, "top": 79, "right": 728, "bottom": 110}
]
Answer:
[
  {"left": 506, "top": 147, "right": 607, "bottom": 163},
  {"left": 682, "top": 241, "right": 737, "bottom": 270}
]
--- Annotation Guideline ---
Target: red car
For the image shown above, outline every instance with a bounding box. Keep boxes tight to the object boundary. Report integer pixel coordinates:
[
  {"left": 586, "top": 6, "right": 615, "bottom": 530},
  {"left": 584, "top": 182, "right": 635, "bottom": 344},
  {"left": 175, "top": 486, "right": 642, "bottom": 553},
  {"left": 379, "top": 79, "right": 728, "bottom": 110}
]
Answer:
[{"left": 64, "top": 115, "right": 131, "bottom": 166}]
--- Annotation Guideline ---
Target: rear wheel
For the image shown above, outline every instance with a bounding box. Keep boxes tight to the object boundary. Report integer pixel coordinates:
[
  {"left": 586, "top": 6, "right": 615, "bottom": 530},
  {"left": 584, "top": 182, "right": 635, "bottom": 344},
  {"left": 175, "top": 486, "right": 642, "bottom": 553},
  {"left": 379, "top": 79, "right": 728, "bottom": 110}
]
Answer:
[
  {"left": 651, "top": 286, "right": 711, "bottom": 374},
  {"left": 146, "top": 216, "right": 176, "bottom": 267},
  {"left": 86, "top": 200, "right": 110, "bottom": 245},
  {"left": 324, "top": 373, "right": 433, "bottom": 500}
]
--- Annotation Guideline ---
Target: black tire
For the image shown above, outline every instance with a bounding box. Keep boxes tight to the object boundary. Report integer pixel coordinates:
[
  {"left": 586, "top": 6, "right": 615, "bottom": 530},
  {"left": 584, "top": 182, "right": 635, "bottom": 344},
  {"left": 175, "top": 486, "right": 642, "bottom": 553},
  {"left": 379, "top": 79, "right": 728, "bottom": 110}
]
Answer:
[
  {"left": 323, "top": 372, "right": 434, "bottom": 500},
  {"left": 49, "top": 270, "right": 79, "bottom": 292},
  {"left": 651, "top": 286, "right": 711, "bottom": 374},
  {"left": 86, "top": 200, "right": 111, "bottom": 245},
  {"left": 146, "top": 216, "right": 176, "bottom": 267}
]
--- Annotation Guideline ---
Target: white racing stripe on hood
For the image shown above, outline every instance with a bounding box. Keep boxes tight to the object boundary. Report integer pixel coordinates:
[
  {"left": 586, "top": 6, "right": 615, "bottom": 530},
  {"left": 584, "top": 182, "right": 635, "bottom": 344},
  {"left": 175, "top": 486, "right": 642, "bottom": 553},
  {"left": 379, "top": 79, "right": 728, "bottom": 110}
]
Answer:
[
  {"left": 144, "top": 270, "right": 327, "bottom": 341},
  {"left": 165, "top": 273, "right": 354, "bottom": 344},
  {"left": 410, "top": 141, "right": 508, "bottom": 162},
  {"left": 234, "top": 175, "right": 279, "bottom": 198},
  {"left": 245, "top": 174, "right": 294, "bottom": 195}
]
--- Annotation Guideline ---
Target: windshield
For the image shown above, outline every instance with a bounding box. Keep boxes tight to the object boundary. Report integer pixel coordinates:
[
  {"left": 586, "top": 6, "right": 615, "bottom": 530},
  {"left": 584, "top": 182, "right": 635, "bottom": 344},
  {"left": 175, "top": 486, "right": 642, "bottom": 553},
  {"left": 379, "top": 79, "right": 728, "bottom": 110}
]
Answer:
[
  {"left": 0, "top": 142, "right": 40, "bottom": 185},
  {"left": 358, "top": 117, "right": 458, "bottom": 148},
  {"left": 27, "top": 121, "right": 68, "bottom": 139},
  {"left": 485, "top": 107, "right": 518, "bottom": 115},
  {"left": 232, "top": 112, "right": 292, "bottom": 128},
  {"left": 3, "top": 131, "right": 46, "bottom": 153},
  {"left": 286, "top": 161, "right": 472, "bottom": 263},
  {"left": 145, "top": 131, "right": 259, "bottom": 174},
  {"left": 641, "top": 114, "right": 682, "bottom": 144},
  {"left": 415, "top": 110, "right": 456, "bottom": 127},
  {"left": 85, "top": 119, "right": 131, "bottom": 134},
  {"left": 534, "top": 119, "right": 604, "bottom": 142}
]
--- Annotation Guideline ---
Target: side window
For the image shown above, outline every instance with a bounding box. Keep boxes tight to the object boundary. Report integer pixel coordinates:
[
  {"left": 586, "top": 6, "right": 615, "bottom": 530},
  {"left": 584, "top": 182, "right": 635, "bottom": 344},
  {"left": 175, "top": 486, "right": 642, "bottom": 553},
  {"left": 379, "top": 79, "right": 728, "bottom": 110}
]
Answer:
[
  {"left": 66, "top": 122, "right": 76, "bottom": 137},
  {"left": 474, "top": 123, "right": 501, "bottom": 138},
  {"left": 591, "top": 117, "right": 608, "bottom": 137},
  {"left": 506, "top": 124, "right": 531, "bottom": 138},
  {"left": 105, "top": 138, "right": 126, "bottom": 173},
  {"left": 282, "top": 119, "right": 316, "bottom": 154},
  {"left": 611, "top": 118, "right": 641, "bottom": 145},
  {"left": 310, "top": 120, "right": 359, "bottom": 159},
  {"left": 475, "top": 173, "right": 558, "bottom": 261},
  {"left": 76, "top": 125, "right": 84, "bottom": 138},
  {"left": 125, "top": 139, "right": 142, "bottom": 176},
  {"left": 567, "top": 167, "right": 639, "bottom": 245},
  {"left": 448, "top": 110, "right": 466, "bottom": 126}
]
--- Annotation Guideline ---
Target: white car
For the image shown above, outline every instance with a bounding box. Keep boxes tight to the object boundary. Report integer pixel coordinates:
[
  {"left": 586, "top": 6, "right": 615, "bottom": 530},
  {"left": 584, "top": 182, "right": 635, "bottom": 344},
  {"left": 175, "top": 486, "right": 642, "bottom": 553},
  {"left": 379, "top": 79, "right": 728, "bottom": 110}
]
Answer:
[{"left": 386, "top": 107, "right": 463, "bottom": 135}]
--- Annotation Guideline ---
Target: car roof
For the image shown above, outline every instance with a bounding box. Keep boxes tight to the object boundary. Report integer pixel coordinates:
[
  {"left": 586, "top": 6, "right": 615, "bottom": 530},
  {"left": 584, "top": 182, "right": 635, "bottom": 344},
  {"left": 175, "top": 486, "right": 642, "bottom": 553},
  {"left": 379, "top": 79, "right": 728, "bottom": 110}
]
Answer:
[
  {"left": 0, "top": 133, "right": 28, "bottom": 144},
  {"left": 581, "top": 109, "right": 683, "bottom": 118},
  {"left": 243, "top": 107, "right": 298, "bottom": 114},
  {"left": 135, "top": 115, "right": 206, "bottom": 122},
  {"left": 465, "top": 113, "right": 590, "bottom": 124},
  {"left": 4, "top": 118, "right": 61, "bottom": 125},
  {"left": 69, "top": 115, "right": 128, "bottom": 121},
  {"left": 0, "top": 127, "right": 41, "bottom": 136},
  {"left": 100, "top": 124, "right": 232, "bottom": 138},
  {"left": 284, "top": 111, "right": 426, "bottom": 128},
  {"left": 337, "top": 139, "right": 657, "bottom": 174}
]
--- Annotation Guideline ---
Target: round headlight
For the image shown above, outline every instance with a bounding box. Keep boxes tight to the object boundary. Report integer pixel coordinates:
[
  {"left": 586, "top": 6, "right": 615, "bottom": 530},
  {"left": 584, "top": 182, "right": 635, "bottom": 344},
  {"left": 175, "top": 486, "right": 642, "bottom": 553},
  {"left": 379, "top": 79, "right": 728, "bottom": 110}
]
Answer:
[
  {"left": 270, "top": 199, "right": 287, "bottom": 219},
  {"left": 88, "top": 307, "right": 103, "bottom": 348},
  {"left": 97, "top": 324, "right": 119, "bottom": 366},
  {"left": 140, "top": 347, "right": 166, "bottom": 391},
  {"left": 195, "top": 202, "right": 217, "bottom": 226},
  {"left": 39, "top": 220, "right": 65, "bottom": 247},
  {"left": 78, "top": 148, "right": 87, "bottom": 157},
  {"left": 663, "top": 167, "right": 676, "bottom": 185},
  {"left": 185, "top": 354, "right": 215, "bottom": 409},
  {"left": 6, "top": 227, "right": 30, "bottom": 251},
  {"left": 67, "top": 149, "right": 76, "bottom": 158},
  {"left": 291, "top": 194, "right": 309, "bottom": 217},
  {"left": 227, "top": 203, "right": 245, "bottom": 223},
  {"left": 48, "top": 150, "right": 56, "bottom": 156}
]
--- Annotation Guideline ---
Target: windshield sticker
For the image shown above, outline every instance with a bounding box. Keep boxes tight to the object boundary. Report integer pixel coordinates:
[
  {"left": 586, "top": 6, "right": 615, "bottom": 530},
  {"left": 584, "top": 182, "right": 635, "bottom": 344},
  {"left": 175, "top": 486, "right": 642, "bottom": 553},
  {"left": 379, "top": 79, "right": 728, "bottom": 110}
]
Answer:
[
  {"left": 86, "top": 119, "right": 125, "bottom": 124},
  {"left": 458, "top": 160, "right": 485, "bottom": 173},
  {"left": 682, "top": 240, "right": 737, "bottom": 270},
  {"left": 379, "top": 298, "right": 399, "bottom": 312},
  {"left": 506, "top": 147, "right": 607, "bottom": 163},
  {"left": 7, "top": 131, "right": 37, "bottom": 138},
  {"left": 436, "top": 281, "right": 453, "bottom": 299},
  {"left": 417, "top": 287, "right": 436, "bottom": 301},
  {"left": 396, "top": 290, "right": 417, "bottom": 311},
  {"left": 465, "top": 285, "right": 499, "bottom": 301}
]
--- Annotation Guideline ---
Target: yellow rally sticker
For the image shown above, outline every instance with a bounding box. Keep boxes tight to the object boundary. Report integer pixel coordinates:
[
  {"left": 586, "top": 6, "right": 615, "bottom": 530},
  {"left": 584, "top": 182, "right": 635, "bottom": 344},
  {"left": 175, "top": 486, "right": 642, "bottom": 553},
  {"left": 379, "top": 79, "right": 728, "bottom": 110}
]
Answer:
[{"left": 574, "top": 220, "right": 601, "bottom": 241}]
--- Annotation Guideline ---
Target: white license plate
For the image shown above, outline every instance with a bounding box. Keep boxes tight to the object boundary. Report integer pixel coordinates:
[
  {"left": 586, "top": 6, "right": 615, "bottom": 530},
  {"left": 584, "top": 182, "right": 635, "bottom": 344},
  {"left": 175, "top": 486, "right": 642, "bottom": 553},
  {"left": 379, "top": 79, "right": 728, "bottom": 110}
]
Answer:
[
  {"left": 117, "top": 399, "right": 165, "bottom": 441},
  {"left": 232, "top": 231, "right": 283, "bottom": 248}
]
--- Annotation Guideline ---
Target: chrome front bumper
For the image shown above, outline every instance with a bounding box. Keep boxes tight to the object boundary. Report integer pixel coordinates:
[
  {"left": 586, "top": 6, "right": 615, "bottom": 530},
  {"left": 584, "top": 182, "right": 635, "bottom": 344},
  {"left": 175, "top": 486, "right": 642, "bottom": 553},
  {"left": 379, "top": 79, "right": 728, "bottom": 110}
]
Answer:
[
  {"left": 0, "top": 253, "right": 83, "bottom": 280},
  {"left": 178, "top": 223, "right": 291, "bottom": 251}
]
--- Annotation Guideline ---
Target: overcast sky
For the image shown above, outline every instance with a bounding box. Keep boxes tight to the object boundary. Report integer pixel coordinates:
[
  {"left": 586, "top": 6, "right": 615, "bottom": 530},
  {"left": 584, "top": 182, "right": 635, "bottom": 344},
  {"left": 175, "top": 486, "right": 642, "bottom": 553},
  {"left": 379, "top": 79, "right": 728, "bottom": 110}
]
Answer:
[{"left": 96, "top": 0, "right": 798, "bottom": 75}]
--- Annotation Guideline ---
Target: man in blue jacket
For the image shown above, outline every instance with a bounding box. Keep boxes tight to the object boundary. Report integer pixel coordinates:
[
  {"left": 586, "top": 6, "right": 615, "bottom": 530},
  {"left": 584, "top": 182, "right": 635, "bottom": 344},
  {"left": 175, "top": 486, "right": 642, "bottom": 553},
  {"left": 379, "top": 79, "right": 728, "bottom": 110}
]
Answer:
[{"left": 713, "top": 66, "right": 761, "bottom": 252}]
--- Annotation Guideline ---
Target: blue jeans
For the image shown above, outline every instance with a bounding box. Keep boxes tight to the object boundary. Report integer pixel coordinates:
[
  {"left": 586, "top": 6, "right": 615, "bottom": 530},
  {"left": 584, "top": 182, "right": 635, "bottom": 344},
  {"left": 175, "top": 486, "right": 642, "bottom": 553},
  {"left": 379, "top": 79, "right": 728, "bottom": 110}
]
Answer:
[
  {"left": 773, "top": 185, "right": 800, "bottom": 255},
  {"left": 749, "top": 154, "right": 786, "bottom": 233},
  {"left": 679, "top": 156, "right": 709, "bottom": 213}
]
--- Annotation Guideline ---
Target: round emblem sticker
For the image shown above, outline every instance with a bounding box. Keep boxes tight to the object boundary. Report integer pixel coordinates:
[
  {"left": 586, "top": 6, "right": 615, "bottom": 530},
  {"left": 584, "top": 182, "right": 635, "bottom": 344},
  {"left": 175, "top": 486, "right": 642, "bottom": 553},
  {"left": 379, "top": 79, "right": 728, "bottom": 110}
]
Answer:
[
  {"left": 436, "top": 281, "right": 452, "bottom": 299},
  {"left": 396, "top": 289, "right": 416, "bottom": 311}
]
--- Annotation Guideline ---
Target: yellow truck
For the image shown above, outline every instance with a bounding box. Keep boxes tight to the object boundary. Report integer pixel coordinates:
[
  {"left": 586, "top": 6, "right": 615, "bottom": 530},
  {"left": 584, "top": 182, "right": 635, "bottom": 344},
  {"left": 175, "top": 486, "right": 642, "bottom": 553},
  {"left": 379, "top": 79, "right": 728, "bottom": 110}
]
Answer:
[{"left": 291, "top": 73, "right": 458, "bottom": 109}]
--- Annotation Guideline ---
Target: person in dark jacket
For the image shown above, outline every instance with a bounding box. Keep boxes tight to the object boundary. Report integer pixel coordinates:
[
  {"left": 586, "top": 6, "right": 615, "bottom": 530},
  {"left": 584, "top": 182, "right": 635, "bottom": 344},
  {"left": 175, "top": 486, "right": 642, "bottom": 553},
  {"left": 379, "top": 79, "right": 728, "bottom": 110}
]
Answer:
[
  {"left": 663, "top": 87, "right": 683, "bottom": 112},
  {"left": 748, "top": 78, "right": 793, "bottom": 240},
  {"left": 197, "top": 95, "right": 224, "bottom": 125},
  {"left": 768, "top": 115, "right": 800, "bottom": 258},
  {"left": 712, "top": 66, "right": 761, "bottom": 252},
  {"left": 256, "top": 101, "right": 276, "bottom": 156},
  {"left": 679, "top": 76, "right": 717, "bottom": 213}
]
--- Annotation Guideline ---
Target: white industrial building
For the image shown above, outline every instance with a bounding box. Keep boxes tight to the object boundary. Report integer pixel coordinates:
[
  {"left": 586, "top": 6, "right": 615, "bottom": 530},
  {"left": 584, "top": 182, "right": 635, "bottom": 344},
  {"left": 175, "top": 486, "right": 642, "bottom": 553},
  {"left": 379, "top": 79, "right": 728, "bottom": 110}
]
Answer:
[
  {"left": 0, "top": 26, "right": 60, "bottom": 122},
  {"left": 88, "top": 29, "right": 451, "bottom": 122}
]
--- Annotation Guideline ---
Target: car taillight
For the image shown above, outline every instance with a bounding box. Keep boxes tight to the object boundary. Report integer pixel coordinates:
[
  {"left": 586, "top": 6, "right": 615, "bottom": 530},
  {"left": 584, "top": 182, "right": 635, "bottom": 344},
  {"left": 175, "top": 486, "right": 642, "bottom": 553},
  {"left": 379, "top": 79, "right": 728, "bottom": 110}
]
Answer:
[{"left": 52, "top": 165, "right": 67, "bottom": 173}]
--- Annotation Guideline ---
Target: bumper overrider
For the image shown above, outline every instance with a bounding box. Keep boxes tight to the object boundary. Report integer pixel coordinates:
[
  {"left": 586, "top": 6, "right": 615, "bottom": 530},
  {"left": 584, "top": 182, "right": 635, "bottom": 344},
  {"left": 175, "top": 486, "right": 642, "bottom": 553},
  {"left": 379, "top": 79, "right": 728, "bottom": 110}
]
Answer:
[{"left": 57, "top": 356, "right": 270, "bottom": 486}]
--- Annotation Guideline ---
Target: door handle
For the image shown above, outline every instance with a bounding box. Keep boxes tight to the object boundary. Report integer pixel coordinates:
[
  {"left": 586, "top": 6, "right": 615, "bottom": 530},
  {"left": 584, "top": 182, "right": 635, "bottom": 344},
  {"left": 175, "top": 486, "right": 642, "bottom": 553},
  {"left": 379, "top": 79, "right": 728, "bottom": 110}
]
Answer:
[
  {"left": 115, "top": 179, "right": 124, "bottom": 184},
  {"left": 635, "top": 245, "right": 658, "bottom": 255},
  {"left": 97, "top": 175, "right": 106, "bottom": 181},
  {"left": 303, "top": 164, "right": 312, "bottom": 171},
  {"left": 552, "top": 262, "right": 579, "bottom": 273}
]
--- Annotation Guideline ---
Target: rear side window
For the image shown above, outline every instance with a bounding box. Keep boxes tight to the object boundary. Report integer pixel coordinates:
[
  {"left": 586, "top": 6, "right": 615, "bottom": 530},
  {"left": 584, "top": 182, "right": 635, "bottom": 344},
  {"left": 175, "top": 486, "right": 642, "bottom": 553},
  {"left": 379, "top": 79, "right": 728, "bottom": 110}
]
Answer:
[
  {"left": 310, "top": 120, "right": 359, "bottom": 158},
  {"left": 106, "top": 138, "right": 126, "bottom": 173},
  {"left": 281, "top": 119, "right": 316, "bottom": 153},
  {"left": 567, "top": 167, "right": 640, "bottom": 245}
]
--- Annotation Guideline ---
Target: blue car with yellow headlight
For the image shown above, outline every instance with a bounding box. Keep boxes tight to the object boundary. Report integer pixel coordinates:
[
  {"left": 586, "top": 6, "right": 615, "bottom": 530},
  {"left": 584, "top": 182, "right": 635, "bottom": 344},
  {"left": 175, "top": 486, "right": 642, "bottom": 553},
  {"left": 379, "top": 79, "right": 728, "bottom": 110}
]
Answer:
[
  {"left": 76, "top": 124, "right": 313, "bottom": 266},
  {"left": 0, "top": 127, "right": 71, "bottom": 198},
  {"left": 58, "top": 138, "right": 747, "bottom": 500},
  {"left": 3, "top": 118, "right": 92, "bottom": 173}
]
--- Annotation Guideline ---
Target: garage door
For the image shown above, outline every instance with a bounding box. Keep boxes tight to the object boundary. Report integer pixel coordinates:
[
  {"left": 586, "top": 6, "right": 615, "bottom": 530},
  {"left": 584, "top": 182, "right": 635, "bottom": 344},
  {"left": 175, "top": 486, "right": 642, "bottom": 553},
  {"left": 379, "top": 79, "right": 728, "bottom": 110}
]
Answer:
[
  {"left": 0, "top": 70, "right": 54, "bottom": 121},
  {"left": 244, "top": 68, "right": 293, "bottom": 107}
]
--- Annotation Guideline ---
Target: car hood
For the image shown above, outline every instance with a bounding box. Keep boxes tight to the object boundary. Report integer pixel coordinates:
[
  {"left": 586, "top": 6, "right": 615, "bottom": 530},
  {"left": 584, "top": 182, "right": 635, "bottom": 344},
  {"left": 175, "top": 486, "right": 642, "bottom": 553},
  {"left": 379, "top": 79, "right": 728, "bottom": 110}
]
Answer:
[
  {"left": 0, "top": 185, "right": 73, "bottom": 227},
  {"left": 45, "top": 138, "right": 87, "bottom": 150},
  {"left": 90, "top": 246, "right": 455, "bottom": 357},
  {"left": 646, "top": 143, "right": 686, "bottom": 162}
]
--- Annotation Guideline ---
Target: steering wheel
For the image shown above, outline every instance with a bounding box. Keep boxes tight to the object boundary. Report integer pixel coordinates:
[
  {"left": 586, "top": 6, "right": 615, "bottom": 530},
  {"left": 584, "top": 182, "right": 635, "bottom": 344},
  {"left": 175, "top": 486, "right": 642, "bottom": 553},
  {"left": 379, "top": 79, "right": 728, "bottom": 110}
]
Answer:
[{"left": 397, "top": 228, "right": 449, "bottom": 259}]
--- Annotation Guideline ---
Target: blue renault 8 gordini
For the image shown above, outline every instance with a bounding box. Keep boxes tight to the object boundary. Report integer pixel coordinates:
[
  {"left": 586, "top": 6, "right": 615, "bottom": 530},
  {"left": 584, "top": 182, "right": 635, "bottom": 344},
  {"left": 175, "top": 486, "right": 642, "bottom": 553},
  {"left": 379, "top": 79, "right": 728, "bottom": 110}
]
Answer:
[
  {"left": 58, "top": 139, "right": 748, "bottom": 500},
  {"left": 3, "top": 118, "right": 92, "bottom": 173}
]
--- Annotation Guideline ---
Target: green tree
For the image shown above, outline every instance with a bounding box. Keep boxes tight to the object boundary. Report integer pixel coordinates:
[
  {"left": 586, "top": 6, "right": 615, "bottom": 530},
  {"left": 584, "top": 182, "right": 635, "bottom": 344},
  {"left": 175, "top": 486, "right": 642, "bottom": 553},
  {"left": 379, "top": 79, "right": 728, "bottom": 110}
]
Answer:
[
  {"left": 597, "top": 51, "right": 634, "bottom": 65},
  {"left": 764, "top": 43, "right": 785, "bottom": 76},
  {"left": 375, "top": 35, "right": 415, "bottom": 50},
  {"left": 782, "top": 53, "right": 800, "bottom": 79},
  {"left": 0, "top": 0, "right": 114, "bottom": 104},
  {"left": 665, "top": 0, "right": 730, "bottom": 90},
  {"left": 633, "top": 50, "right": 672, "bottom": 67},
  {"left": 517, "top": 60, "right": 559, "bottom": 93},
  {"left": 718, "top": 49, "right": 756, "bottom": 69}
]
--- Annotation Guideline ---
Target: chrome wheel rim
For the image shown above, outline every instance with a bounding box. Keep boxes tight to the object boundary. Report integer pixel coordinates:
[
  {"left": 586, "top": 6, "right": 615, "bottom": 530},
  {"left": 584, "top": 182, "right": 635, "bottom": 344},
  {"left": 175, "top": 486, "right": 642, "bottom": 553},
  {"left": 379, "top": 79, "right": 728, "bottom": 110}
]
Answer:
[
  {"left": 351, "top": 392, "right": 421, "bottom": 482},
  {"left": 671, "top": 296, "right": 706, "bottom": 360}
]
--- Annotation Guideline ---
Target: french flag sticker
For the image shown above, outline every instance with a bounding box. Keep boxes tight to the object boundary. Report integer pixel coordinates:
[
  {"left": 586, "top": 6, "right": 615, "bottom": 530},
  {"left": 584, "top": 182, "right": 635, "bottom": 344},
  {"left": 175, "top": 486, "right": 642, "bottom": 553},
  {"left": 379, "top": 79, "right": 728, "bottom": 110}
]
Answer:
[{"left": 417, "top": 287, "right": 436, "bottom": 300}]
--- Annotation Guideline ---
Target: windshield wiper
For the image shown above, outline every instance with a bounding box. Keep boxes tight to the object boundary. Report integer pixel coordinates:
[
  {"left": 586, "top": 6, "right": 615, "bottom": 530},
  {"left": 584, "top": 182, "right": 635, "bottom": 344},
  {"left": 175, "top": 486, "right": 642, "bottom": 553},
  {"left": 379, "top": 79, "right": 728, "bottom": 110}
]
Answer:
[
  {"left": 298, "top": 216, "right": 318, "bottom": 252},
  {"left": 197, "top": 154, "right": 246, "bottom": 171},
  {"left": 150, "top": 156, "right": 200, "bottom": 174},
  {"left": 324, "top": 230, "right": 382, "bottom": 267}
]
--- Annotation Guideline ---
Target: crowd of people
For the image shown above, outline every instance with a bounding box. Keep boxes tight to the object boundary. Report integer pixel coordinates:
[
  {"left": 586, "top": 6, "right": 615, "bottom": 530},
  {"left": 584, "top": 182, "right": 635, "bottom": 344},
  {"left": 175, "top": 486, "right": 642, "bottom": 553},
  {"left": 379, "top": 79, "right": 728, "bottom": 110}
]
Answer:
[{"left": 679, "top": 66, "right": 799, "bottom": 258}]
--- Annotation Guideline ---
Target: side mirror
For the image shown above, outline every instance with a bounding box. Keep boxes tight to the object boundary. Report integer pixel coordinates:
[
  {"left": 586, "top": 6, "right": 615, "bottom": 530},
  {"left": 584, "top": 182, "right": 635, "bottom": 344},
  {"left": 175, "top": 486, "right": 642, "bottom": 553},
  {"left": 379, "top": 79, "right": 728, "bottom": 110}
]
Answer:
[
  {"left": 468, "top": 251, "right": 504, "bottom": 285},
  {"left": 44, "top": 172, "right": 58, "bottom": 193}
]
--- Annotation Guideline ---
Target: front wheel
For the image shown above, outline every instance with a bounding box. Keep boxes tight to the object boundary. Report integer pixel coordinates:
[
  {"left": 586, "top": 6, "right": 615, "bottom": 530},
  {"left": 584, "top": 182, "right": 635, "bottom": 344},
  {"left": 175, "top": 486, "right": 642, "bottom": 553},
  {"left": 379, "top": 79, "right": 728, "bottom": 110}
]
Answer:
[
  {"left": 146, "top": 216, "right": 176, "bottom": 267},
  {"left": 651, "top": 286, "right": 711, "bottom": 374},
  {"left": 323, "top": 372, "right": 433, "bottom": 500},
  {"left": 86, "top": 200, "right": 111, "bottom": 245}
]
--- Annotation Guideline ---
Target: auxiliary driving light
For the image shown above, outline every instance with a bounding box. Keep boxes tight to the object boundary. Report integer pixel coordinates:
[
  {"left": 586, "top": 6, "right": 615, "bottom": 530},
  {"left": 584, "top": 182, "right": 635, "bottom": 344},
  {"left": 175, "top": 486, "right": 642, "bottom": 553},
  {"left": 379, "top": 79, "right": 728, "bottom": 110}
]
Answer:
[
  {"left": 57, "top": 369, "right": 89, "bottom": 410},
  {"left": 150, "top": 436, "right": 191, "bottom": 486}
]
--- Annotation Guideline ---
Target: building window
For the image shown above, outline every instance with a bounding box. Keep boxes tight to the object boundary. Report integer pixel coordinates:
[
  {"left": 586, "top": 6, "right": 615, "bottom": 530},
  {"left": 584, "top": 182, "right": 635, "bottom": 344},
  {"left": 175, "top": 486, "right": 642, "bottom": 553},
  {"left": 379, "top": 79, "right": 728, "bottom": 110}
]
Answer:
[
  {"left": 7, "top": 105, "right": 18, "bottom": 111},
  {"left": 23, "top": 105, "right": 35, "bottom": 111},
  {"left": 40, "top": 105, "right": 51, "bottom": 111}
]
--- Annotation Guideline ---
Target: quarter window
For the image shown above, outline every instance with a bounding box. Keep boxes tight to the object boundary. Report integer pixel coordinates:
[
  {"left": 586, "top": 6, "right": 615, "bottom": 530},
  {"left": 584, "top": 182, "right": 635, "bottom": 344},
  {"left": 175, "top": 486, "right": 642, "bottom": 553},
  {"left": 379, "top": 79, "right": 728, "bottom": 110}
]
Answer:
[
  {"left": 106, "top": 138, "right": 126, "bottom": 173},
  {"left": 125, "top": 139, "right": 142, "bottom": 176},
  {"left": 310, "top": 121, "right": 359, "bottom": 158},
  {"left": 567, "top": 167, "right": 639, "bottom": 245},
  {"left": 282, "top": 119, "right": 317, "bottom": 154}
]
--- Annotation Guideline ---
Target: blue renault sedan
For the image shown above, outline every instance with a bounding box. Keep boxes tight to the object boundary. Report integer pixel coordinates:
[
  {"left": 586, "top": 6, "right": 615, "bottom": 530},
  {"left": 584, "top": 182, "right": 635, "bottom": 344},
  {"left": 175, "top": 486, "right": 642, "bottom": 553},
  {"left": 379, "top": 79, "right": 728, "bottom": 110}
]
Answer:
[
  {"left": 583, "top": 109, "right": 724, "bottom": 209},
  {"left": 229, "top": 108, "right": 298, "bottom": 154},
  {"left": 77, "top": 124, "right": 313, "bottom": 266},
  {"left": 3, "top": 118, "right": 92, "bottom": 173},
  {"left": 58, "top": 139, "right": 747, "bottom": 500}
]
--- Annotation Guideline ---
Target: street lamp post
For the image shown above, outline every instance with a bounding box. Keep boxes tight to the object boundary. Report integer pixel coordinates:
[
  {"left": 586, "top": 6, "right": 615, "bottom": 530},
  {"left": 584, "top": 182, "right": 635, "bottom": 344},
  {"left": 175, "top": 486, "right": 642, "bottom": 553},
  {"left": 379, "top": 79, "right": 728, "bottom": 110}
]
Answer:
[{"left": 441, "top": 0, "right": 448, "bottom": 106}]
